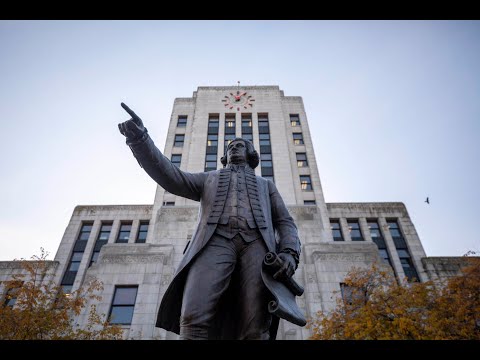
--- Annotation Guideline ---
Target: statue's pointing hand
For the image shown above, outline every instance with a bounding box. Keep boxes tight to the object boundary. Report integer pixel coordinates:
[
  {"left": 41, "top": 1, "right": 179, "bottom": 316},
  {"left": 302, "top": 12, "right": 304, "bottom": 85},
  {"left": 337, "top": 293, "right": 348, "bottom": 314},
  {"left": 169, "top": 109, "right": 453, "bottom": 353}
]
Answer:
[{"left": 118, "top": 102, "right": 147, "bottom": 141}]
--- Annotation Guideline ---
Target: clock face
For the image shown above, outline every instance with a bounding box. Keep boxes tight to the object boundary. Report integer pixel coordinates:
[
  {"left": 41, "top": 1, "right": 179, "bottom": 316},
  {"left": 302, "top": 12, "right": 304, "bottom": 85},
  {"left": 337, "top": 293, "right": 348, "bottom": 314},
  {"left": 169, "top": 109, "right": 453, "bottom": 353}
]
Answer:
[{"left": 222, "top": 91, "right": 255, "bottom": 111}]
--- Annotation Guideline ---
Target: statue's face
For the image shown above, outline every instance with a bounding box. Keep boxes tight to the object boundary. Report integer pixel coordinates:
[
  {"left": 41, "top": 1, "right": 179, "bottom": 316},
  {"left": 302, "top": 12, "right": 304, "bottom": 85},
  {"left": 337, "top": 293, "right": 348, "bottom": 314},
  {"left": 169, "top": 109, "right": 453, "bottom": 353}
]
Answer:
[{"left": 226, "top": 140, "right": 247, "bottom": 164}]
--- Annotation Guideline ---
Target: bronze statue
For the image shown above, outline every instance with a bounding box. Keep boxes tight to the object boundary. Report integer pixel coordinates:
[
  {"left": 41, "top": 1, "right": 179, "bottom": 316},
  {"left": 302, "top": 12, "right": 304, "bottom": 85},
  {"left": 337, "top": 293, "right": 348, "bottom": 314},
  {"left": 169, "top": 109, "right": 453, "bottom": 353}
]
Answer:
[{"left": 118, "top": 103, "right": 304, "bottom": 340}]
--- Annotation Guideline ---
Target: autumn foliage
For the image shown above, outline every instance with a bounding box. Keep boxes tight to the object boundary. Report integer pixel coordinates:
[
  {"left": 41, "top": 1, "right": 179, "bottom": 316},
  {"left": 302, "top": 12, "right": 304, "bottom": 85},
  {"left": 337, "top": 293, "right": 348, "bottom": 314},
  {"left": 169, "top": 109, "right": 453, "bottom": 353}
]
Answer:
[
  {"left": 0, "top": 249, "right": 123, "bottom": 340},
  {"left": 308, "top": 258, "right": 480, "bottom": 340}
]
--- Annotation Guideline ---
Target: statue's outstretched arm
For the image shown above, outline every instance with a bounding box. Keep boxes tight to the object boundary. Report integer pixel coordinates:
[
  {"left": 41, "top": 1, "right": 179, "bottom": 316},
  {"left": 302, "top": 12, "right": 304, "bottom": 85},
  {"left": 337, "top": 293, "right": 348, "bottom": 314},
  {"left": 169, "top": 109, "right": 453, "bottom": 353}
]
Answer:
[{"left": 118, "top": 103, "right": 206, "bottom": 201}]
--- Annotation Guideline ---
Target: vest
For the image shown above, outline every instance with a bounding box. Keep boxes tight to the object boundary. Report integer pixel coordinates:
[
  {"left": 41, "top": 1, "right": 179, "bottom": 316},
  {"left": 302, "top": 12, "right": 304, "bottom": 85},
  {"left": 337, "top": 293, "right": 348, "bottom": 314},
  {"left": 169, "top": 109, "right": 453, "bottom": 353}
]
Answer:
[{"left": 212, "top": 165, "right": 264, "bottom": 242}]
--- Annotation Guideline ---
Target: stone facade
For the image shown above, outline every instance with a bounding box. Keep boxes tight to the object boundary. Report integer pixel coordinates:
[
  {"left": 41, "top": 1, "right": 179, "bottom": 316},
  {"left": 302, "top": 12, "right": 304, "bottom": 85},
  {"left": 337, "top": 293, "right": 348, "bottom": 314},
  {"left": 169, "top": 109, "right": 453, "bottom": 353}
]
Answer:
[
  {"left": 0, "top": 260, "right": 58, "bottom": 309},
  {"left": 422, "top": 257, "right": 471, "bottom": 284},
  {"left": 0, "top": 86, "right": 472, "bottom": 339}
]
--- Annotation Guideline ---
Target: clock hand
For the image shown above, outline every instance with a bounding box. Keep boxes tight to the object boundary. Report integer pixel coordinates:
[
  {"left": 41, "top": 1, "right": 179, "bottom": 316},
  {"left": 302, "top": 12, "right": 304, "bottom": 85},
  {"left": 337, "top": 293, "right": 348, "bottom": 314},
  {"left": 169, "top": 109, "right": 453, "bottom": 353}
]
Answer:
[{"left": 234, "top": 92, "right": 246, "bottom": 101}]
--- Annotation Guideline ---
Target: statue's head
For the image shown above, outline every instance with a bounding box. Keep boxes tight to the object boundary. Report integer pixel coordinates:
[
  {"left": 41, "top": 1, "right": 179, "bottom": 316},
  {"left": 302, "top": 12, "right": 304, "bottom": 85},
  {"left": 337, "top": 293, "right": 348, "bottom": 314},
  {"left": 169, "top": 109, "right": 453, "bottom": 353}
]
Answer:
[{"left": 220, "top": 137, "right": 259, "bottom": 169}]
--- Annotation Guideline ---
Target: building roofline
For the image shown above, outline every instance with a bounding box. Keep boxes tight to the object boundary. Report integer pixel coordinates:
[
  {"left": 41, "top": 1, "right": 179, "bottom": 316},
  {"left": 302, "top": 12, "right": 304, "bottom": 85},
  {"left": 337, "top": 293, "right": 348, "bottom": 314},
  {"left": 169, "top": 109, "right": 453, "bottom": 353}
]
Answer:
[
  {"left": 196, "top": 85, "right": 280, "bottom": 91},
  {"left": 326, "top": 201, "right": 406, "bottom": 207},
  {"left": 73, "top": 204, "right": 153, "bottom": 213},
  {"left": 0, "top": 260, "right": 59, "bottom": 269}
]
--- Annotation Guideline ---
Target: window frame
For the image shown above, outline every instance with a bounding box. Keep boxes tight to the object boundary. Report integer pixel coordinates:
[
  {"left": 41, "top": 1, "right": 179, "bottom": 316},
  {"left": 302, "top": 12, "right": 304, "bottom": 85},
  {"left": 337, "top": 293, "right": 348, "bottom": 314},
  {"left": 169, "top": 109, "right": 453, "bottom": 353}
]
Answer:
[
  {"left": 293, "top": 132, "right": 304, "bottom": 145},
  {"left": 108, "top": 286, "right": 139, "bottom": 325},
  {"left": 171, "top": 154, "right": 182, "bottom": 167},
  {"left": 116, "top": 222, "right": 132, "bottom": 244},
  {"left": 290, "top": 114, "right": 301, "bottom": 127},
  {"left": 330, "top": 219, "right": 344, "bottom": 241},
  {"left": 174, "top": 134, "right": 185, "bottom": 147},
  {"left": 300, "top": 175, "right": 313, "bottom": 191},
  {"left": 135, "top": 221, "right": 149, "bottom": 243},
  {"left": 177, "top": 115, "right": 187, "bottom": 127},
  {"left": 347, "top": 219, "right": 364, "bottom": 241},
  {"left": 296, "top": 152, "right": 308, "bottom": 167}
]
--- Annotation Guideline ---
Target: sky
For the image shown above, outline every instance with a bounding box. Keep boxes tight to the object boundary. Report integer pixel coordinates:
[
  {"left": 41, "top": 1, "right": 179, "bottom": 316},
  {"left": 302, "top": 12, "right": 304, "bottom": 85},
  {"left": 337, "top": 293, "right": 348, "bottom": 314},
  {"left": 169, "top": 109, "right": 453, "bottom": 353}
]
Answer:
[{"left": 0, "top": 20, "right": 479, "bottom": 261}]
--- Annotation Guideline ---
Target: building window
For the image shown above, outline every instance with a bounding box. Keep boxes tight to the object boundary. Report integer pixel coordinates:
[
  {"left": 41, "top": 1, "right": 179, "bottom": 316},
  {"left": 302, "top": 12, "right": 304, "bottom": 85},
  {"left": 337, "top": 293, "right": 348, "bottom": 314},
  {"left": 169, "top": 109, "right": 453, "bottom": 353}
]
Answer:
[
  {"left": 98, "top": 223, "right": 111, "bottom": 240},
  {"left": 225, "top": 114, "right": 236, "bottom": 135},
  {"left": 259, "top": 133, "right": 271, "bottom": 145},
  {"left": 296, "top": 153, "right": 308, "bottom": 167},
  {"left": 91, "top": 252, "right": 100, "bottom": 263},
  {"left": 304, "top": 200, "right": 316, "bottom": 205},
  {"left": 258, "top": 114, "right": 270, "bottom": 134},
  {"left": 162, "top": 202, "right": 175, "bottom": 206},
  {"left": 290, "top": 114, "right": 301, "bottom": 126},
  {"left": 224, "top": 113, "right": 236, "bottom": 151},
  {"left": 368, "top": 220, "right": 393, "bottom": 268},
  {"left": 340, "top": 283, "right": 365, "bottom": 305},
  {"left": 259, "top": 133, "right": 271, "bottom": 154},
  {"left": 208, "top": 115, "right": 219, "bottom": 134},
  {"left": 171, "top": 154, "right": 182, "bottom": 168},
  {"left": 4, "top": 291, "right": 17, "bottom": 307},
  {"left": 206, "top": 135, "right": 218, "bottom": 154},
  {"left": 177, "top": 115, "right": 187, "bottom": 127},
  {"left": 205, "top": 154, "right": 217, "bottom": 171},
  {"left": 205, "top": 114, "right": 218, "bottom": 170},
  {"left": 260, "top": 152, "right": 273, "bottom": 177},
  {"left": 225, "top": 122, "right": 236, "bottom": 133},
  {"left": 242, "top": 134, "right": 253, "bottom": 142},
  {"left": 241, "top": 114, "right": 252, "bottom": 134},
  {"left": 300, "top": 175, "right": 312, "bottom": 190},
  {"left": 399, "top": 255, "right": 418, "bottom": 282},
  {"left": 90, "top": 222, "right": 112, "bottom": 266},
  {"left": 261, "top": 167, "right": 274, "bottom": 177},
  {"left": 260, "top": 153, "right": 272, "bottom": 167},
  {"left": 207, "top": 135, "right": 218, "bottom": 147},
  {"left": 208, "top": 115, "right": 219, "bottom": 135},
  {"left": 109, "top": 286, "right": 138, "bottom": 325},
  {"left": 241, "top": 114, "right": 253, "bottom": 142},
  {"left": 388, "top": 220, "right": 419, "bottom": 282},
  {"left": 174, "top": 135, "right": 184, "bottom": 147},
  {"left": 61, "top": 222, "right": 92, "bottom": 293},
  {"left": 387, "top": 220, "right": 407, "bottom": 248},
  {"left": 136, "top": 221, "right": 149, "bottom": 243},
  {"left": 293, "top": 132, "right": 304, "bottom": 145},
  {"left": 67, "top": 252, "right": 83, "bottom": 272},
  {"left": 77, "top": 223, "right": 93, "bottom": 242},
  {"left": 368, "top": 220, "right": 383, "bottom": 244},
  {"left": 258, "top": 114, "right": 274, "bottom": 182},
  {"left": 340, "top": 283, "right": 353, "bottom": 305},
  {"left": 3, "top": 282, "right": 22, "bottom": 307},
  {"left": 116, "top": 222, "right": 132, "bottom": 243},
  {"left": 347, "top": 220, "right": 363, "bottom": 241},
  {"left": 224, "top": 134, "right": 235, "bottom": 148},
  {"left": 258, "top": 120, "right": 268, "bottom": 131},
  {"left": 330, "top": 220, "right": 344, "bottom": 241},
  {"left": 61, "top": 285, "right": 73, "bottom": 295}
]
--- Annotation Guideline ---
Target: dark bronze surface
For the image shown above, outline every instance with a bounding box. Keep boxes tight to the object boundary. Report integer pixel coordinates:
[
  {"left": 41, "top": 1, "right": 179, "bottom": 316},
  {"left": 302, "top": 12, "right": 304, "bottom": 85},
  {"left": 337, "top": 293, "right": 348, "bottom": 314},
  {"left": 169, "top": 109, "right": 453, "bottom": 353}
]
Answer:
[{"left": 119, "top": 103, "right": 305, "bottom": 339}]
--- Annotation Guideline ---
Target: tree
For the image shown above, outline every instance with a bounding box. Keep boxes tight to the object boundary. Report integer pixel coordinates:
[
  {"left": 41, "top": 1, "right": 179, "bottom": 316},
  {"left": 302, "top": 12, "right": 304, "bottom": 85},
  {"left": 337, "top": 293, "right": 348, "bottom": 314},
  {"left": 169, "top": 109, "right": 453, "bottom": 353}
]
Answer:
[
  {"left": 0, "top": 249, "right": 123, "bottom": 340},
  {"left": 308, "top": 258, "right": 480, "bottom": 340}
]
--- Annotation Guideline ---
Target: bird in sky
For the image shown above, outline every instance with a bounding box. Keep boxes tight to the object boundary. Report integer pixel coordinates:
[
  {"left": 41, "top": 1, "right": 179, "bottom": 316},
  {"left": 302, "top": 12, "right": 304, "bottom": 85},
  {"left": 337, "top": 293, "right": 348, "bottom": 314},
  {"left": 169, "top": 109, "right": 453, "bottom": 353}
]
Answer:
[{"left": 425, "top": 197, "right": 430, "bottom": 204}]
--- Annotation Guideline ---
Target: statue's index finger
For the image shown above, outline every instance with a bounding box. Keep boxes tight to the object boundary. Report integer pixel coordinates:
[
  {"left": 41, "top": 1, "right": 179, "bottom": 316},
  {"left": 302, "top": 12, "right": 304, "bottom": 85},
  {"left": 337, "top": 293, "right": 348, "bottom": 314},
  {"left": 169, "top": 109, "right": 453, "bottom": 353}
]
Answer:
[{"left": 121, "top": 102, "right": 140, "bottom": 120}]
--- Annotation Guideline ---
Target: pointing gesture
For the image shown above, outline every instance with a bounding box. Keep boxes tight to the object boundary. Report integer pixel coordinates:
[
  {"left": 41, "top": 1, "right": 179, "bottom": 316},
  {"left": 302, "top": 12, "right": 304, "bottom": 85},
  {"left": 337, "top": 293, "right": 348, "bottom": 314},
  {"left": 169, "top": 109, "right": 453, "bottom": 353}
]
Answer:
[{"left": 118, "top": 102, "right": 147, "bottom": 141}]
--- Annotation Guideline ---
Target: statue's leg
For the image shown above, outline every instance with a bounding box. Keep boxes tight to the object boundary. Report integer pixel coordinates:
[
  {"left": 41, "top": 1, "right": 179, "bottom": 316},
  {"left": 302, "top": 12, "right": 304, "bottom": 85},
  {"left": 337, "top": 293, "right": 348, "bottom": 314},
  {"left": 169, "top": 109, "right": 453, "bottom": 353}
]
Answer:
[
  {"left": 234, "top": 236, "right": 272, "bottom": 340},
  {"left": 179, "top": 234, "right": 236, "bottom": 340}
]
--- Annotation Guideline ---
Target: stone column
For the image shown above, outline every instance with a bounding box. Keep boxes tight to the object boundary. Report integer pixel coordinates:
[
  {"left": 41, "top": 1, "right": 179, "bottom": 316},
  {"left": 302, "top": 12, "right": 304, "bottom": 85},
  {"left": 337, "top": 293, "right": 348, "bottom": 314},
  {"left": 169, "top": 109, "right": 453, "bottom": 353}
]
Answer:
[{"left": 378, "top": 217, "right": 405, "bottom": 281}]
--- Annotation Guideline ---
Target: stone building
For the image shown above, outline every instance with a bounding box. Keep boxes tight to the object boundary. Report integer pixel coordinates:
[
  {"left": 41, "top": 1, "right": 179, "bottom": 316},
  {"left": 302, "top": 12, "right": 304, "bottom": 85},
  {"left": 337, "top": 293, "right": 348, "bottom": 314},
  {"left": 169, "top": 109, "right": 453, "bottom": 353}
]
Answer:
[{"left": 0, "top": 86, "right": 470, "bottom": 339}]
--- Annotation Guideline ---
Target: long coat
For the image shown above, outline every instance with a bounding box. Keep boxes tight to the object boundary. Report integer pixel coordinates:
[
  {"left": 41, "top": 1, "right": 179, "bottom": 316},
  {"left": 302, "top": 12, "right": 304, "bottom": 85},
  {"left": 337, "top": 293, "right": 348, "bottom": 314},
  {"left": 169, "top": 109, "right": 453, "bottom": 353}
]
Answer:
[{"left": 128, "top": 135, "right": 301, "bottom": 338}]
